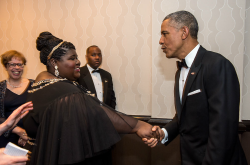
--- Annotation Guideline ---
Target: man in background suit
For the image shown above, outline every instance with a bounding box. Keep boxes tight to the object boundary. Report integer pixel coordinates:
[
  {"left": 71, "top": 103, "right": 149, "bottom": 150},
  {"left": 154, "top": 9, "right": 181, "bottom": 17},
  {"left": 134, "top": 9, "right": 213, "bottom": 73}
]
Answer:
[
  {"left": 144, "top": 10, "right": 247, "bottom": 165},
  {"left": 78, "top": 45, "right": 116, "bottom": 109}
]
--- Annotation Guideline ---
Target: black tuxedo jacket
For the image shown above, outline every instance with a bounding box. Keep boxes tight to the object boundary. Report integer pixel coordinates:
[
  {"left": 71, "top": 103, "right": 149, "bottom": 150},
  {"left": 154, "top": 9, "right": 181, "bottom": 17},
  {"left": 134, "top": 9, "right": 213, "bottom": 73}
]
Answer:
[
  {"left": 77, "top": 65, "right": 116, "bottom": 109},
  {"left": 164, "top": 46, "right": 247, "bottom": 165}
]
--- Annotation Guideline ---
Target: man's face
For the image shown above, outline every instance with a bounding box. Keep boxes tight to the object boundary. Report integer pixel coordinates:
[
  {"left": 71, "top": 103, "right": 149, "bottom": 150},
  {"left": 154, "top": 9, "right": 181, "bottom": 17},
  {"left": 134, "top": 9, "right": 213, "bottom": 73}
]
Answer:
[
  {"left": 86, "top": 47, "right": 102, "bottom": 69},
  {"left": 159, "top": 19, "right": 183, "bottom": 59}
]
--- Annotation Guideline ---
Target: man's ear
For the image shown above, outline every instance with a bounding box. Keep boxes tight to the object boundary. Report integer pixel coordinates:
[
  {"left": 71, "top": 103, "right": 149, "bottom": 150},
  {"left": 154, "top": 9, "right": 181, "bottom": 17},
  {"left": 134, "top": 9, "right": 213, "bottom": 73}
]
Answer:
[{"left": 181, "top": 26, "right": 189, "bottom": 40}]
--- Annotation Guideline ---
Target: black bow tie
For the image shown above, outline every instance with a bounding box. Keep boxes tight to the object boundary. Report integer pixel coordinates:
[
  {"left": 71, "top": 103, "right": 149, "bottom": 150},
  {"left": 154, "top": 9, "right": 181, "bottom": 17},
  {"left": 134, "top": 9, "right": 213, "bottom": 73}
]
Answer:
[
  {"left": 177, "top": 59, "right": 188, "bottom": 70},
  {"left": 92, "top": 69, "right": 100, "bottom": 73}
]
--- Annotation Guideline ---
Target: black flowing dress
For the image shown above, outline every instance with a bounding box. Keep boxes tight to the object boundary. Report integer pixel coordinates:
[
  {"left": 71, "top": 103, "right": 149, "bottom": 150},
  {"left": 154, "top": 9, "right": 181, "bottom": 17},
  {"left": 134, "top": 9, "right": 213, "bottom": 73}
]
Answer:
[
  {"left": 23, "top": 79, "right": 138, "bottom": 165},
  {"left": 0, "top": 80, "right": 32, "bottom": 147}
]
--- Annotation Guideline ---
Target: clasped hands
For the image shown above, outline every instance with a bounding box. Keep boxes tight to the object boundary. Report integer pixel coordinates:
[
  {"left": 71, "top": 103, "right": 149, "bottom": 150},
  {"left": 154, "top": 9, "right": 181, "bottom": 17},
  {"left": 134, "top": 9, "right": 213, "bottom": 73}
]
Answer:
[
  {"left": 135, "top": 121, "right": 165, "bottom": 148},
  {"left": 143, "top": 126, "right": 165, "bottom": 148}
]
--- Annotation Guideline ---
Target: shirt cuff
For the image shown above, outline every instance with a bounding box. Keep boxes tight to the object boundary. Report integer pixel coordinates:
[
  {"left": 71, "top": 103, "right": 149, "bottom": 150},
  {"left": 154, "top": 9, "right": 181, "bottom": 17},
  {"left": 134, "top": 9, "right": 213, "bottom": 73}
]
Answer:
[{"left": 161, "top": 128, "right": 168, "bottom": 144}]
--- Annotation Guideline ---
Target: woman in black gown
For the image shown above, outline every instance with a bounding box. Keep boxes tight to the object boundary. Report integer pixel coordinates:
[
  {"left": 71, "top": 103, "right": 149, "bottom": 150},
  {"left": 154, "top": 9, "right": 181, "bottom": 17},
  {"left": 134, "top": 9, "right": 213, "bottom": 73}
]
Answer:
[{"left": 23, "top": 32, "right": 157, "bottom": 165}]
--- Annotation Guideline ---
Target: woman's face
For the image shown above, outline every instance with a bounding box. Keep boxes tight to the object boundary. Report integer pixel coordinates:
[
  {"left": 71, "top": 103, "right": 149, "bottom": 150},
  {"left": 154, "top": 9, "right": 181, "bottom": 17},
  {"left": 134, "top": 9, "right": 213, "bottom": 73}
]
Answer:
[
  {"left": 56, "top": 49, "right": 81, "bottom": 81},
  {"left": 6, "top": 57, "right": 24, "bottom": 80}
]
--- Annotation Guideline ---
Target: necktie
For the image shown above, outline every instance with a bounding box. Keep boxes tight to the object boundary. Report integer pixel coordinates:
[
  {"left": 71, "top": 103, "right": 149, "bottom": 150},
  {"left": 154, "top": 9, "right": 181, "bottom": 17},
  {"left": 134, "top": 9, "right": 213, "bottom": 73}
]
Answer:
[
  {"left": 176, "top": 59, "right": 188, "bottom": 70},
  {"left": 92, "top": 69, "right": 100, "bottom": 73}
]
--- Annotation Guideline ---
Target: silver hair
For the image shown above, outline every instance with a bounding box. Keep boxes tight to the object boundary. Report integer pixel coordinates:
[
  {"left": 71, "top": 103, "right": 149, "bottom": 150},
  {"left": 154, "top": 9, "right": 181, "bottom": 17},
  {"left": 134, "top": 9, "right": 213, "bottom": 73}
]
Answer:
[{"left": 163, "top": 10, "right": 198, "bottom": 39}]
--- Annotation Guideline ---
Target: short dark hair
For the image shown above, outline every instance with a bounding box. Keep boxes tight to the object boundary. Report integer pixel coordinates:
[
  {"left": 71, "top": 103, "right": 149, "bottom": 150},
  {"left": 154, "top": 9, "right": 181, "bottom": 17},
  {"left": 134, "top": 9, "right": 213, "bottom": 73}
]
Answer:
[
  {"left": 86, "top": 45, "right": 99, "bottom": 55},
  {"left": 36, "top": 31, "right": 75, "bottom": 66},
  {"left": 163, "top": 10, "right": 198, "bottom": 39},
  {"left": 1, "top": 50, "right": 26, "bottom": 68}
]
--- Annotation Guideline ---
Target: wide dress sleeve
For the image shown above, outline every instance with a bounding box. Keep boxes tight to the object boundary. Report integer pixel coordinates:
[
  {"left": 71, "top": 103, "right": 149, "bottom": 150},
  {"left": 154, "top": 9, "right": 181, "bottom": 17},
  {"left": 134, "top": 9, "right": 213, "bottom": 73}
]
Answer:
[{"left": 30, "top": 87, "right": 137, "bottom": 165}]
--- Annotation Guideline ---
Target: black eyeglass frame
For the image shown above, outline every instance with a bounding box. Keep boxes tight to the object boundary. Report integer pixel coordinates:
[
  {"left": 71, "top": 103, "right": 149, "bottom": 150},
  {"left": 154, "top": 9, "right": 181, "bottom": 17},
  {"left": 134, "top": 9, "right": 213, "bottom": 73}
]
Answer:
[{"left": 7, "top": 63, "right": 25, "bottom": 68}]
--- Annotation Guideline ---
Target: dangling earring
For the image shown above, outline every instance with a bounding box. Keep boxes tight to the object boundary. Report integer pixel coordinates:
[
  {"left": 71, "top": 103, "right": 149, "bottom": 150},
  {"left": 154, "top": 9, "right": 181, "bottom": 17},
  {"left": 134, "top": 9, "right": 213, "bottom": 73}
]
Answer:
[{"left": 55, "top": 66, "right": 59, "bottom": 77}]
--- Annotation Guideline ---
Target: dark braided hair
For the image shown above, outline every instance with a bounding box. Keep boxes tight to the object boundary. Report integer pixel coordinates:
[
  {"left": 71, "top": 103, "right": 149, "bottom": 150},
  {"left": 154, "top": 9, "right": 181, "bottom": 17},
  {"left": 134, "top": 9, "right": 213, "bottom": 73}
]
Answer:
[{"left": 36, "top": 31, "right": 75, "bottom": 66}]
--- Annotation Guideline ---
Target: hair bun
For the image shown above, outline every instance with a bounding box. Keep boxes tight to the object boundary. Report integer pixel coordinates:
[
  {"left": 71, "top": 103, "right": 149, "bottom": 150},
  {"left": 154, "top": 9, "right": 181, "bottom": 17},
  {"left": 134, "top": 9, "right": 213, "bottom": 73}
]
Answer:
[
  {"left": 36, "top": 31, "right": 73, "bottom": 66},
  {"left": 36, "top": 31, "right": 53, "bottom": 51}
]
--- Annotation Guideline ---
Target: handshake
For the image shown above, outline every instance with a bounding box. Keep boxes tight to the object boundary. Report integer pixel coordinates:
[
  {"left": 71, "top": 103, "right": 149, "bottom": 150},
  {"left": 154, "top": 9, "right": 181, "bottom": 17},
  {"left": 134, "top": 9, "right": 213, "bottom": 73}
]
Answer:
[{"left": 135, "top": 121, "right": 166, "bottom": 148}]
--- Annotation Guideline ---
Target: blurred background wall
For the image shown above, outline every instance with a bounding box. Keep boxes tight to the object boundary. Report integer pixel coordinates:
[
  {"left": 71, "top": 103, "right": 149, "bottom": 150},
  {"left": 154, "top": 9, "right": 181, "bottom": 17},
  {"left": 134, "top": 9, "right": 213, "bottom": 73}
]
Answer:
[{"left": 0, "top": 0, "right": 249, "bottom": 120}]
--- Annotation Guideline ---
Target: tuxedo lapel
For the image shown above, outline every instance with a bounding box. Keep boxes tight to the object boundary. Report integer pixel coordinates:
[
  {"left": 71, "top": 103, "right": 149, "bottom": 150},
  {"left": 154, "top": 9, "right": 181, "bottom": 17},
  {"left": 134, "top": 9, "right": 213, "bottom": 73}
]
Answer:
[
  {"left": 174, "top": 69, "right": 182, "bottom": 120},
  {"left": 81, "top": 65, "right": 97, "bottom": 97},
  {"left": 181, "top": 46, "right": 206, "bottom": 108},
  {"left": 181, "top": 64, "right": 201, "bottom": 108},
  {"left": 100, "top": 70, "right": 108, "bottom": 103}
]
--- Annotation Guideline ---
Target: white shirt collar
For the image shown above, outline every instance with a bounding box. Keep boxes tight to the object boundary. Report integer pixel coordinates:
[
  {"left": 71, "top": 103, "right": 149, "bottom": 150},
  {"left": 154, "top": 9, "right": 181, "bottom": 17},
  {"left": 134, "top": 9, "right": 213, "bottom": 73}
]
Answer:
[
  {"left": 87, "top": 64, "right": 99, "bottom": 72},
  {"left": 184, "top": 44, "right": 200, "bottom": 68}
]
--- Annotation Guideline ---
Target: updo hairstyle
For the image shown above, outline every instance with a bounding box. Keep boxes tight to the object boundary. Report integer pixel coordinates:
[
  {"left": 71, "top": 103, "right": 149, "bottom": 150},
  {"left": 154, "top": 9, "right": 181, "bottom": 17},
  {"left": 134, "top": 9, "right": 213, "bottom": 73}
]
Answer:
[
  {"left": 36, "top": 32, "right": 75, "bottom": 67},
  {"left": 1, "top": 50, "right": 26, "bottom": 68}
]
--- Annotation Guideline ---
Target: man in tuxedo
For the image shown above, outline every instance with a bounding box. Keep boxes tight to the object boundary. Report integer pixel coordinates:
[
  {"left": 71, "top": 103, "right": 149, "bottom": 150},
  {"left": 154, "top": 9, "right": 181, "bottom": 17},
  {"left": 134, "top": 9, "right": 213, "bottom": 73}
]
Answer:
[
  {"left": 144, "top": 10, "right": 247, "bottom": 164},
  {"left": 78, "top": 45, "right": 116, "bottom": 109}
]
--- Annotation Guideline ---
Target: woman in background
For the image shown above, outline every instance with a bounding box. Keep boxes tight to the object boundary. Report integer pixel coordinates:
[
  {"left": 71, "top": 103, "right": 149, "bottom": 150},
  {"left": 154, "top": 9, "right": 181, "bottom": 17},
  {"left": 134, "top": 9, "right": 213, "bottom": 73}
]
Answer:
[{"left": 0, "top": 50, "right": 34, "bottom": 147}]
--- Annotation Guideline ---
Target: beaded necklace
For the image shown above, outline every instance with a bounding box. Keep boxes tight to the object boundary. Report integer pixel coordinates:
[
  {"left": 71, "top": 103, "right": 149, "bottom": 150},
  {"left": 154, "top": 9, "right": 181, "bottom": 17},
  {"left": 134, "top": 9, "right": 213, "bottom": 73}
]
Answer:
[
  {"left": 6, "top": 79, "right": 22, "bottom": 88},
  {"left": 28, "top": 78, "right": 67, "bottom": 93}
]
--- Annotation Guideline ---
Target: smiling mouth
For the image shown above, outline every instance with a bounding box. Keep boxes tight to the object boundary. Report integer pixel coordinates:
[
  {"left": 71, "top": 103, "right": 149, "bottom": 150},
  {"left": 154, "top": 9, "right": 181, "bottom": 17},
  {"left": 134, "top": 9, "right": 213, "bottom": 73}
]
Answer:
[
  {"left": 75, "top": 67, "right": 80, "bottom": 72},
  {"left": 12, "top": 71, "right": 21, "bottom": 75}
]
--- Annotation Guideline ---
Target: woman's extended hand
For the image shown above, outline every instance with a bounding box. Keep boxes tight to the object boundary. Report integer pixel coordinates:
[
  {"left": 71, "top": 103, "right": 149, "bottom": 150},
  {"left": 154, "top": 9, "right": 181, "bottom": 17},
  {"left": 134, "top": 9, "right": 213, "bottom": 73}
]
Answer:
[
  {"left": 0, "top": 102, "right": 33, "bottom": 136},
  {"left": 134, "top": 121, "right": 156, "bottom": 139},
  {"left": 6, "top": 102, "right": 33, "bottom": 130}
]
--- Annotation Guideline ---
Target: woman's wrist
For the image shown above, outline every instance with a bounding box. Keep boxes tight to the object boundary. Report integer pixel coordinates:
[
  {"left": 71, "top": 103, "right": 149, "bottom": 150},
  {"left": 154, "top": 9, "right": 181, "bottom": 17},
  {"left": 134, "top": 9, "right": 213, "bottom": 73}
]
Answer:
[
  {"left": 12, "top": 126, "right": 21, "bottom": 134},
  {"left": 0, "top": 123, "right": 8, "bottom": 135}
]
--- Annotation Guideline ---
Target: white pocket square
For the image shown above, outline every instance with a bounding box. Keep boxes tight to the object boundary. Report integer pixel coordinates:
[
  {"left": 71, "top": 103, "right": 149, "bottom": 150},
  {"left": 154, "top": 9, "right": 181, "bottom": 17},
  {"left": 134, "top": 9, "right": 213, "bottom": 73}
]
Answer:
[{"left": 188, "top": 89, "right": 201, "bottom": 96}]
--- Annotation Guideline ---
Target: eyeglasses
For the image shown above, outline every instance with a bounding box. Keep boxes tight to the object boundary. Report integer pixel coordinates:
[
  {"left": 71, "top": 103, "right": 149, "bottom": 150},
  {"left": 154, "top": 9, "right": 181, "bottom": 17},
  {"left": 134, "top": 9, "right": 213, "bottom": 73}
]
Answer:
[{"left": 7, "top": 63, "right": 24, "bottom": 68}]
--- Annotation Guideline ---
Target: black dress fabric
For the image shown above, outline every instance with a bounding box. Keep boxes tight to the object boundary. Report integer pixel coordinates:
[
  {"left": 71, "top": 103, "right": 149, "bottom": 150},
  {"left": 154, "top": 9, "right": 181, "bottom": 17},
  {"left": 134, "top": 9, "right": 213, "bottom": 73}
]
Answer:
[
  {"left": 0, "top": 80, "right": 32, "bottom": 147},
  {"left": 23, "top": 80, "right": 138, "bottom": 165}
]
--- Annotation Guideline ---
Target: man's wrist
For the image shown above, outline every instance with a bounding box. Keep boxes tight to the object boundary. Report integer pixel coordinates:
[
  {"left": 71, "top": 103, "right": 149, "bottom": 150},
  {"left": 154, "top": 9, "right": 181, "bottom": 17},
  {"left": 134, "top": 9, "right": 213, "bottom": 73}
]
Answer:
[{"left": 161, "top": 128, "right": 168, "bottom": 144}]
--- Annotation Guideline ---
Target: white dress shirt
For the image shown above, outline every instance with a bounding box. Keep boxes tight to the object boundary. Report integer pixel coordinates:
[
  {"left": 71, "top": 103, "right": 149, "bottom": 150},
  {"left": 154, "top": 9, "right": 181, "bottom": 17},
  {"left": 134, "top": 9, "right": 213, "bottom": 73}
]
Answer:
[
  {"left": 87, "top": 64, "right": 103, "bottom": 102},
  {"left": 161, "top": 44, "right": 200, "bottom": 144},
  {"left": 179, "top": 44, "right": 200, "bottom": 102}
]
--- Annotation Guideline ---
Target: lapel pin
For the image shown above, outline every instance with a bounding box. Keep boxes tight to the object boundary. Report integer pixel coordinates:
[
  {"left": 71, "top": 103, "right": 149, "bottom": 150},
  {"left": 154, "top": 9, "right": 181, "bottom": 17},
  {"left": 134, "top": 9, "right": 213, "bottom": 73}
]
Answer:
[{"left": 191, "top": 72, "right": 195, "bottom": 75}]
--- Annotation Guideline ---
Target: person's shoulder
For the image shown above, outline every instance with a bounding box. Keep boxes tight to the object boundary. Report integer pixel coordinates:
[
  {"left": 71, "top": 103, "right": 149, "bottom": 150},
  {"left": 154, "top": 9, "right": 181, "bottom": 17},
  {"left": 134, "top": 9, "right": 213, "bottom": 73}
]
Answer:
[
  {"left": 202, "top": 50, "right": 235, "bottom": 72},
  {"left": 54, "top": 80, "right": 80, "bottom": 92},
  {"left": 30, "top": 80, "right": 81, "bottom": 97},
  {"left": 0, "top": 80, "right": 6, "bottom": 85},
  {"left": 79, "top": 65, "right": 89, "bottom": 75},
  {"left": 203, "top": 49, "right": 232, "bottom": 65},
  {"left": 80, "top": 65, "right": 87, "bottom": 71},
  {"left": 0, "top": 80, "right": 6, "bottom": 89},
  {"left": 99, "top": 68, "right": 112, "bottom": 75}
]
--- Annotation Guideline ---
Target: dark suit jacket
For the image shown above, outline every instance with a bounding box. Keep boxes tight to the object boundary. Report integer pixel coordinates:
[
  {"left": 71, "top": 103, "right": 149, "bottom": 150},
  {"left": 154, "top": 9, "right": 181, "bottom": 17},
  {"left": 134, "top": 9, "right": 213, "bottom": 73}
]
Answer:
[
  {"left": 78, "top": 65, "right": 116, "bottom": 109},
  {"left": 163, "top": 46, "right": 247, "bottom": 165}
]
